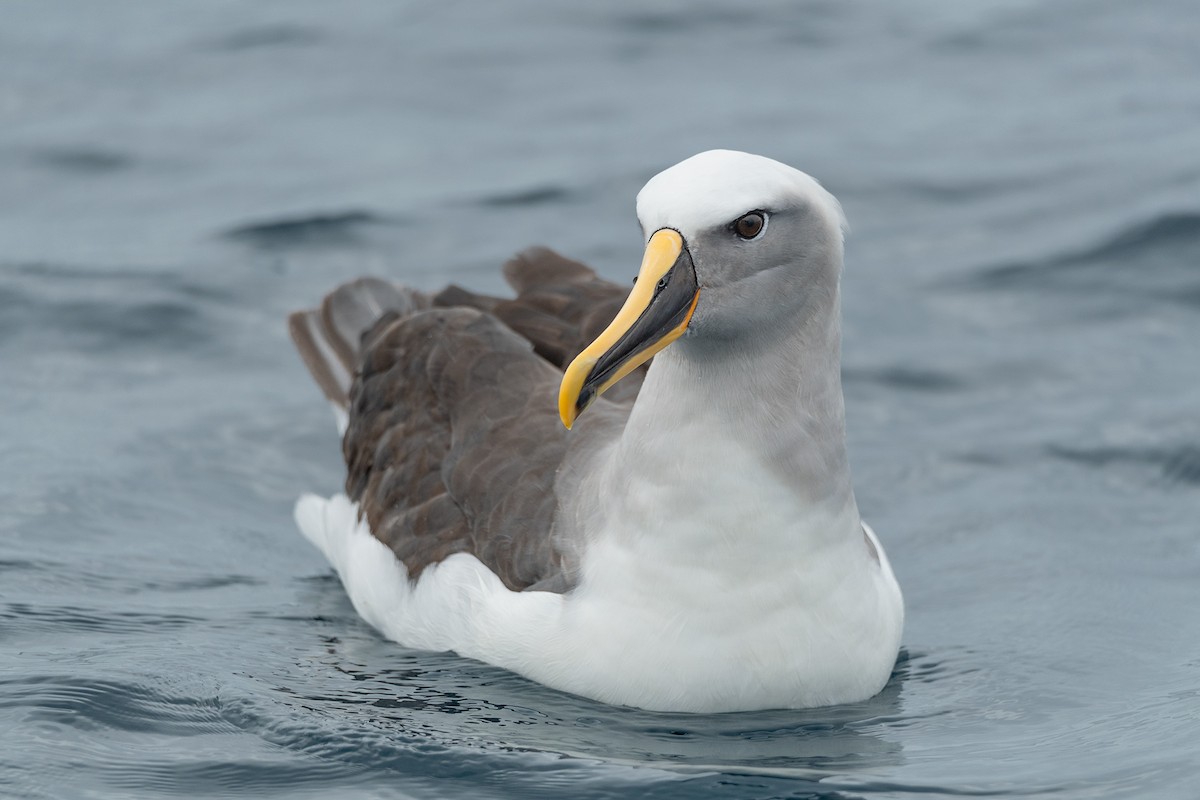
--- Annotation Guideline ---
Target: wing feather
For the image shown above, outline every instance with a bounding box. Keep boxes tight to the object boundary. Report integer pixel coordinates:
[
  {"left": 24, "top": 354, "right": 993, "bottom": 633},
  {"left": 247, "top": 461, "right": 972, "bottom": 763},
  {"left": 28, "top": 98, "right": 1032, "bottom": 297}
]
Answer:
[{"left": 289, "top": 248, "right": 635, "bottom": 591}]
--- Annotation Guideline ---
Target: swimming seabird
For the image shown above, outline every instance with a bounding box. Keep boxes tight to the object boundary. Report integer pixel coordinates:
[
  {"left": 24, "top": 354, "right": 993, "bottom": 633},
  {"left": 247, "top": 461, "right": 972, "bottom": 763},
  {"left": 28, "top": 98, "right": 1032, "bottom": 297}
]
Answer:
[{"left": 289, "top": 150, "right": 903, "bottom": 712}]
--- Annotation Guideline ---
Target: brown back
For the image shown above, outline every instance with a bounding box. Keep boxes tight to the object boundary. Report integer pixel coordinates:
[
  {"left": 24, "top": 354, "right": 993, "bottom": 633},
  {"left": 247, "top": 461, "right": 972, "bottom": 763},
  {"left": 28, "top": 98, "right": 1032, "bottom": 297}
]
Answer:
[{"left": 289, "top": 248, "right": 638, "bottom": 591}]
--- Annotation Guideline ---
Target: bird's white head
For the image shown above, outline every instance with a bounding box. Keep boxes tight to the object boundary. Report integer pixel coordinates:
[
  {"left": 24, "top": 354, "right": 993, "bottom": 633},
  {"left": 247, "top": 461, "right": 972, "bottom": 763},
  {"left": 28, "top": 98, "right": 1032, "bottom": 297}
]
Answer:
[
  {"left": 636, "top": 149, "right": 846, "bottom": 243},
  {"left": 559, "top": 150, "right": 848, "bottom": 428}
]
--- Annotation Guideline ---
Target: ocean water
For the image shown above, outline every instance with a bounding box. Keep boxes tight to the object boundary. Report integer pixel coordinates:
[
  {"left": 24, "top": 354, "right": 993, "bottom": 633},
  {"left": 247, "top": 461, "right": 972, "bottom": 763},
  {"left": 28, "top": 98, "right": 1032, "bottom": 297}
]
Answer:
[{"left": 3, "top": 1, "right": 1199, "bottom": 798}]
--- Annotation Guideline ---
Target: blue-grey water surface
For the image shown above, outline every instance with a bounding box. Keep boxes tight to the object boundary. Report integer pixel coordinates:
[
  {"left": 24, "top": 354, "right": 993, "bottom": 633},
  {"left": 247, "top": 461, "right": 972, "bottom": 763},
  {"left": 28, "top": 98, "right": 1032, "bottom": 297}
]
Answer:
[{"left": 3, "top": 2, "right": 1199, "bottom": 798}]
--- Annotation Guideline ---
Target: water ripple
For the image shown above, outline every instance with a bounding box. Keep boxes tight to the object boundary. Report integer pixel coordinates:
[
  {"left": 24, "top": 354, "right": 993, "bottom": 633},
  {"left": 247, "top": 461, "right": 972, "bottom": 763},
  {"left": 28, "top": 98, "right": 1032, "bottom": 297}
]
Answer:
[
  {"left": 221, "top": 211, "right": 403, "bottom": 250},
  {"left": 956, "top": 211, "right": 1200, "bottom": 312},
  {"left": 1048, "top": 443, "right": 1200, "bottom": 487},
  {"left": 843, "top": 366, "right": 969, "bottom": 393},
  {"left": 28, "top": 147, "right": 134, "bottom": 175},
  {"left": 477, "top": 185, "right": 575, "bottom": 208},
  {"left": 203, "top": 24, "right": 325, "bottom": 52},
  {"left": 1, "top": 604, "right": 202, "bottom": 635},
  {"left": 0, "top": 265, "right": 233, "bottom": 355}
]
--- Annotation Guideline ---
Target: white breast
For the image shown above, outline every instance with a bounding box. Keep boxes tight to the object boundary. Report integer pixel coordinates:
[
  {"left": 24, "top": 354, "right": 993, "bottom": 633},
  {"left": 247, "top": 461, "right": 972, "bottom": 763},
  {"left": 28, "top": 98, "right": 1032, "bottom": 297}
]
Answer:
[{"left": 516, "top": 417, "right": 904, "bottom": 712}]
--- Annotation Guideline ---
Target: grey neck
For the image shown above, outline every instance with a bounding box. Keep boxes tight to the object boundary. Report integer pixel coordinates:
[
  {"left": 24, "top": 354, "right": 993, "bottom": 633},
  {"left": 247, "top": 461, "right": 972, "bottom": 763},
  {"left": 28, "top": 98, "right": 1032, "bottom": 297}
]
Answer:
[{"left": 623, "top": 280, "right": 855, "bottom": 511}]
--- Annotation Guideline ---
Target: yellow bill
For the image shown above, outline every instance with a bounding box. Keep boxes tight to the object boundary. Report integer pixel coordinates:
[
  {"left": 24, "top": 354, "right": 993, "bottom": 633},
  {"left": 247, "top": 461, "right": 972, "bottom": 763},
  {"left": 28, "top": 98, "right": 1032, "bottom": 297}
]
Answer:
[{"left": 559, "top": 228, "right": 700, "bottom": 428}]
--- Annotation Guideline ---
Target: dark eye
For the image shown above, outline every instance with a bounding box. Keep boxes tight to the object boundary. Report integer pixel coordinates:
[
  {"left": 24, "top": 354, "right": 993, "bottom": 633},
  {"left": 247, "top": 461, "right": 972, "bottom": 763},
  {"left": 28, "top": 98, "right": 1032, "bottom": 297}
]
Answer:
[{"left": 733, "top": 211, "right": 766, "bottom": 240}]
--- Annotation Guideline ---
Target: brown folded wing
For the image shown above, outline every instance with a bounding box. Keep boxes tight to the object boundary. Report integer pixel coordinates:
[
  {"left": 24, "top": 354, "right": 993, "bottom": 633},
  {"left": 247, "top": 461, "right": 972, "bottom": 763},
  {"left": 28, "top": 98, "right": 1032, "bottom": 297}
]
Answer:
[{"left": 289, "top": 247, "right": 639, "bottom": 592}]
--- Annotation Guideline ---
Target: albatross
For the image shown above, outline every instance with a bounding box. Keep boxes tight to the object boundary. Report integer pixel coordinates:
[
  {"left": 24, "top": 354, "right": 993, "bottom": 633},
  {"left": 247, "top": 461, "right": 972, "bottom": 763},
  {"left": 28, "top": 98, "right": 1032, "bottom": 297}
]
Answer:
[{"left": 288, "top": 150, "right": 903, "bottom": 712}]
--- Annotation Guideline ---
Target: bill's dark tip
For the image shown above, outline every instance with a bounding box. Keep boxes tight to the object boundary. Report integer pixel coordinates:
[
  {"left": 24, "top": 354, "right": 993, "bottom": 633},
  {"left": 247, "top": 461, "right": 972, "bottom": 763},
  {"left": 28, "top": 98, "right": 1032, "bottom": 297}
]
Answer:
[
  {"left": 576, "top": 385, "right": 596, "bottom": 416},
  {"left": 576, "top": 243, "right": 699, "bottom": 407}
]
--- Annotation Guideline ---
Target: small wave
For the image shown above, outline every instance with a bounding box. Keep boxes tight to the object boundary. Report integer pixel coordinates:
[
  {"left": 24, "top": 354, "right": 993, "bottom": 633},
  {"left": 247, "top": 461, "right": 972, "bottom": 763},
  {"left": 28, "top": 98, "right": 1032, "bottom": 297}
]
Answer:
[
  {"left": 145, "top": 575, "right": 266, "bottom": 592},
  {"left": 615, "top": 7, "right": 764, "bottom": 36},
  {"left": 0, "top": 265, "right": 232, "bottom": 355},
  {"left": 0, "top": 289, "right": 211, "bottom": 354},
  {"left": 958, "top": 211, "right": 1200, "bottom": 309},
  {"left": 894, "top": 174, "right": 1031, "bottom": 203},
  {"left": 0, "top": 558, "right": 47, "bottom": 573},
  {"left": 94, "top": 758, "right": 374, "bottom": 797},
  {"left": 221, "top": 211, "right": 400, "bottom": 250},
  {"left": 477, "top": 185, "right": 574, "bottom": 208},
  {"left": 76, "top": 572, "right": 268, "bottom": 594},
  {"left": 929, "top": 5, "right": 1052, "bottom": 55},
  {"left": 902, "top": 654, "right": 982, "bottom": 686},
  {"left": 6, "top": 263, "right": 233, "bottom": 302},
  {"left": 2, "top": 676, "right": 228, "bottom": 737},
  {"left": 2, "top": 677, "right": 378, "bottom": 797},
  {"left": 843, "top": 365, "right": 968, "bottom": 393},
  {"left": 1, "top": 603, "right": 202, "bottom": 635},
  {"left": 1048, "top": 443, "right": 1200, "bottom": 487},
  {"left": 28, "top": 147, "right": 133, "bottom": 175},
  {"left": 1076, "top": 212, "right": 1200, "bottom": 263},
  {"left": 202, "top": 24, "right": 325, "bottom": 52}
]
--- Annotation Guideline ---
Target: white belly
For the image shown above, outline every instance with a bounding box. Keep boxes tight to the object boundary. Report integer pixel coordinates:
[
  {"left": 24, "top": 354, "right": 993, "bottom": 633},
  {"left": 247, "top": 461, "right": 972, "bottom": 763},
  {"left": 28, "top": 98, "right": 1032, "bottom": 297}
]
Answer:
[
  {"left": 295, "top": 490, "right": 901, "bottom": 712},
  {"left": 527, "top": 517, "right": 903, "bottom": 712}
]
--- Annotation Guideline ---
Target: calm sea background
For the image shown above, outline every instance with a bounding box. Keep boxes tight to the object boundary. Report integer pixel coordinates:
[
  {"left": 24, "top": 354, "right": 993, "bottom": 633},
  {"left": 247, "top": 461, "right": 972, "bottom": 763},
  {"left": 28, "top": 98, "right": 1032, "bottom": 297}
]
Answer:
[{"left": 3, "top": 2, "right": 1199, "bottom": 798}]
